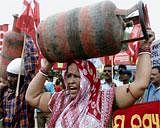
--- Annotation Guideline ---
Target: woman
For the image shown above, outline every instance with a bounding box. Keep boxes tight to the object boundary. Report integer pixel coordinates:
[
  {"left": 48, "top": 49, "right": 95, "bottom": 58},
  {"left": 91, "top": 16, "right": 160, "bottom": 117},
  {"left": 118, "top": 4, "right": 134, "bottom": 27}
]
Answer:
[{"left": 25, "top": 29, "right": 155, "bottom": 127}]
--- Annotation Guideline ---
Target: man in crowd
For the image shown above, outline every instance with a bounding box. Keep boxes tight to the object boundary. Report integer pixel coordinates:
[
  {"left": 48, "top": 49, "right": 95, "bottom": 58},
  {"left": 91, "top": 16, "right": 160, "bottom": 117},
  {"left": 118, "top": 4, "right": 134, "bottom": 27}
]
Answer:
[
  {"left": 0, "top": 77, "right": 8, "bottom": 127},
  {"left": 114, "top": 64, "right": 127, "bottom": 81},
  {"left": 119, "top": 70, "right": 132, "bottom": 84},
  {"left": 138, "top": 66, "right": 160, "bottom": 102},
  {"left": 118, "top": 64, "right": 127, "bottom": 72},
  {"left": 101, "top": 64, "right": 117, "bottom": 89},
  {"left": 1, "top": 58, "right": 34, "bottom": 127}
]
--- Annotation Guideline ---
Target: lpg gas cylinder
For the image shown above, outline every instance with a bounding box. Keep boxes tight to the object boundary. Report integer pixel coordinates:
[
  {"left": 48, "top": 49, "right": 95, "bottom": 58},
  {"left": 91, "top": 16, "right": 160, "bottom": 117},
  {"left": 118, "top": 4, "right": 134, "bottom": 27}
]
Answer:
[
  {"left": 37, "top": 0, "right": 124, "bottom": 62},
  {"left": 37, "top": 0, "right": 148, "bottom": 62}
]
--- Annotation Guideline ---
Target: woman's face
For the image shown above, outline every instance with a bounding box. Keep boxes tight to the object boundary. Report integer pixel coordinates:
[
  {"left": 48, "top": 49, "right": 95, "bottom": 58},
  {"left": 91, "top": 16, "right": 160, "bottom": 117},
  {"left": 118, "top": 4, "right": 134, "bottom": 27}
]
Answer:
[{"left": 66, "top": 63, "right": 81, "bottom": 100}]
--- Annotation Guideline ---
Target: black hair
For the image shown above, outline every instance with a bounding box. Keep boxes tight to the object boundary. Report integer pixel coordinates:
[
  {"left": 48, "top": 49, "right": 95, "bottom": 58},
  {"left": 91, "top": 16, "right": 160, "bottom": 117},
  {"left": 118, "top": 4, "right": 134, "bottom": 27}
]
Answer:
[
  {"left": 119, "top": 70, "right": 132, "bottom": 77},
  {"left": 152, "top": 66, "right": 160, "bottom": 73},
  {"left": 104, "top": 64, "right": 112, "bottom": 68},
  {"left": 118, "top": 64, "right": 127, "bottom": 70}
]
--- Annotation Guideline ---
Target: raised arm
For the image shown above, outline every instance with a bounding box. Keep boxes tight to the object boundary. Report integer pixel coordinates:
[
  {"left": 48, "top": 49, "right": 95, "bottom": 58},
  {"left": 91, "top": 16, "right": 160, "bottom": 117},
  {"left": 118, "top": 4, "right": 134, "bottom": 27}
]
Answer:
[
  {"left": 115, "top": 29, "right": 155, "bottom": 108},
  {"left": 25, "top": 58, "right": 53, "bottom": 112}
]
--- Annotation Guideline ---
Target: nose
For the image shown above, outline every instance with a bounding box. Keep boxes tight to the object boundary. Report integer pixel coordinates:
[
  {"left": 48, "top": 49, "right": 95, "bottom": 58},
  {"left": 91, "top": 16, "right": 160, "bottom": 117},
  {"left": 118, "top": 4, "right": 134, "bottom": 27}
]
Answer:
[{"left": 68, "top": 75, "right": 75, "bottom": 83}]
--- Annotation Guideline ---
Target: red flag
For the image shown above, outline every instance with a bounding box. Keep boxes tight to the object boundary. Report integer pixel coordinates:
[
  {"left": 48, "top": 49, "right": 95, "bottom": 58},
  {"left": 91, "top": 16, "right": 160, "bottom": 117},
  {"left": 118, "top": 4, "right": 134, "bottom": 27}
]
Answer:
[
  {"left": 23, "top": 0, "right": 29, "bottom": 6},
  {"left": 16, "top": 0, "right": 41, "bottom": 70},
  {"left": 100, "top": 56, "right": 112, "bottom": 65},
  {"left": 127, "top": 24, "right": 141, "bottom": 56},
  {"left": 16, "top": 1, "right": 36, "bottom": 42},
  {"left": 33, "top": 0, "right": 40, "bottom": 27},
  {"left": 126, "top": 24, "right": 141, "bottom": 64},
  {"left": 16, "top": 0, "right": 40, "bottom": 43}
]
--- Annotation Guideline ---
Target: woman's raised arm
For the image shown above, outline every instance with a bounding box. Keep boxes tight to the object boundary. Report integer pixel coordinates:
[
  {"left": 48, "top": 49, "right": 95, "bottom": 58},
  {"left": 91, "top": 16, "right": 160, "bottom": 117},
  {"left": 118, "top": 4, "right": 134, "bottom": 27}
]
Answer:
[
  {"left": 115, "top": 29, "right": 155, "bottom": 108},
  {"left": 25, "top": 58, "right": 53, "bottom": 112}
]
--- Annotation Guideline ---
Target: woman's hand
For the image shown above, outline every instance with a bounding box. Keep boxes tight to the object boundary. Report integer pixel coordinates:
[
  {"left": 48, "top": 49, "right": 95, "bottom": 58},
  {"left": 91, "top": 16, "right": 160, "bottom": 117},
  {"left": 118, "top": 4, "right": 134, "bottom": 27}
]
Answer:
[
  {"left": 41, "top": 58, "right": 53, "bottom": 71},
  {"left": 139, "top": 29, "right": 155, "bottom": 48},
  {"left": 138, "top": 29, "right": 155, "bottom": 54},
  {"left": 147, "top": 29, "right": 155, "bottom": 43}
]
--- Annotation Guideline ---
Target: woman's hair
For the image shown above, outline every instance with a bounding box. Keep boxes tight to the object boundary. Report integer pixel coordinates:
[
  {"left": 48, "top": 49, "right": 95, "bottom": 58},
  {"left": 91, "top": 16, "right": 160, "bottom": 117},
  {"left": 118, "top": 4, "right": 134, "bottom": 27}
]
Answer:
[{"left": 65, "top": 60, "right": 76, "bottom": 73}]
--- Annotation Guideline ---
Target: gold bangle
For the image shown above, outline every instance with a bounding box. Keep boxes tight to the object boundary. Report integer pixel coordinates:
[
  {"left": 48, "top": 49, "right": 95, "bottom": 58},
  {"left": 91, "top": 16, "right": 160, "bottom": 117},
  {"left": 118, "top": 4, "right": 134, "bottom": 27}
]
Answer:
[{"left": 126, "top": 84, "right": 138, "bottom": 100}]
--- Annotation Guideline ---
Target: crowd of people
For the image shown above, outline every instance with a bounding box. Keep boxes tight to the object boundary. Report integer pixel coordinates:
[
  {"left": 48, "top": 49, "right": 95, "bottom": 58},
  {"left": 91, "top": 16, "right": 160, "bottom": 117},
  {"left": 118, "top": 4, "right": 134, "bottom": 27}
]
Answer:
[{"left": 0, "top": 27, "right": 159, "bottom": 128}]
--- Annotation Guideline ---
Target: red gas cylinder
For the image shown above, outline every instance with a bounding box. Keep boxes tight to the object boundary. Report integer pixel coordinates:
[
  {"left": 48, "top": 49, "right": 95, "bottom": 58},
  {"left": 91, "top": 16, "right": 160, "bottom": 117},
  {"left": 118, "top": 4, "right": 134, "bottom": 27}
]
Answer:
[
  {"left": 37, "top": 0, "right": 149, "bottom": 62},
  {"left": 0, "top": 15, "right": 24, "bottom": 79}
]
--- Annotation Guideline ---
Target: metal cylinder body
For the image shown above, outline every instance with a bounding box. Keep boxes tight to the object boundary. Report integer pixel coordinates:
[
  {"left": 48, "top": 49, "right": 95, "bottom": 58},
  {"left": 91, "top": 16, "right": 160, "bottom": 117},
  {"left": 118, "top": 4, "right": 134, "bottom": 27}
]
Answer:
[
  {"left": 0, "top": 31, "right": 24, "bottom": 79},
  {"left": 37, "top": 0, "right": 124, "bottom": 62}
]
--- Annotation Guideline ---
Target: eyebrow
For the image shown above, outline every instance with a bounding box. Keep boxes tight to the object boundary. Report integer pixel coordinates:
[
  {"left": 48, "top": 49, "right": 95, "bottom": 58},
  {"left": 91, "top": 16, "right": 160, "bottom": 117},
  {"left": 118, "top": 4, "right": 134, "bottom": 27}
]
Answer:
[
  {"left": 66, "top": 72, "right": 80, "bottom": 77},
  {"left": 104, "top": 69, "right": 112, "bottom": 71}
]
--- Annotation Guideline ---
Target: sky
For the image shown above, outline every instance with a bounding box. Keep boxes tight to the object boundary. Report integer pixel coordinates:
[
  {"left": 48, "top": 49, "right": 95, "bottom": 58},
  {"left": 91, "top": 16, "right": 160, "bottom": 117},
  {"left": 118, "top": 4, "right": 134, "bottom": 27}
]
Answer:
[{"left": 0, "top": 0, "right": 159, "bottom": 39}]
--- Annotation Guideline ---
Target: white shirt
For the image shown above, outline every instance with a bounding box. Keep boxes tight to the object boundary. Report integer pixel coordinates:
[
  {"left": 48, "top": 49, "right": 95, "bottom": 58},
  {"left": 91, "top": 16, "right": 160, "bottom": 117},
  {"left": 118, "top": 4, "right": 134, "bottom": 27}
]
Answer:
[{"left": 101, "top": 79, "right": 123, "bottom": 90}]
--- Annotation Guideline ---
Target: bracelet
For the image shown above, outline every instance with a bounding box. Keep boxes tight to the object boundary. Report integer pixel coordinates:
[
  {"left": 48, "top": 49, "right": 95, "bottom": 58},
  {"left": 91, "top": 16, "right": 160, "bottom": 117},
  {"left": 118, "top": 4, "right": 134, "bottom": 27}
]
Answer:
[
  {"left": 126, "top": 84, "right": 139, "bottom": 100},
  {"left": 39, "top": 69, "right": 48, "bottom": 77},
  {"left": 138, "top": 45, "right": 151, "bottom": 54},
  {"left": 41, "top": 67, "right": 50, "bottom": 75},
  {"left": 138, "top": 52, "right": 151, "bottom": 56}
]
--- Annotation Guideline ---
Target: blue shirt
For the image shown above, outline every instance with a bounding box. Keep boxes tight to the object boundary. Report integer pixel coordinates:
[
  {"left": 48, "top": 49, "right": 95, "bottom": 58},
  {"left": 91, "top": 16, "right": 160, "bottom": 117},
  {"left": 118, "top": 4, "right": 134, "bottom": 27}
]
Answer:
[
  {"left": 144, "top": 83, "right": 160, "bottom": 102},
  {"left": 44, "top": 81, "right": 55, "bottom": 94}
]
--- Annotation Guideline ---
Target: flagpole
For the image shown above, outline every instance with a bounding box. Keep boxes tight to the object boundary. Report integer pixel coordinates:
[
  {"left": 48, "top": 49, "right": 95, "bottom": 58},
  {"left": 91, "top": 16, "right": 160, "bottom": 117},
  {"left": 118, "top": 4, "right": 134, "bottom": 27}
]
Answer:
[
  {"left": 111, "top": 56, "right": 114, "bottom": 81},
  {"left": 15, "top": 0, "right": 40, "bottom": 96},
  {"left": 16, "top": 34, "right": 26, "bottom": 97}
]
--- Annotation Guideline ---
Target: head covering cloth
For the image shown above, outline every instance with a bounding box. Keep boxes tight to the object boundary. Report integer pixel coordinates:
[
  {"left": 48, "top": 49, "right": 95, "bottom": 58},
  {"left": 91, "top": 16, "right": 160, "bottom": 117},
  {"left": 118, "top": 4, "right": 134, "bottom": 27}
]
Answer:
[{"left": 48, "top": 60, "right": 115, "bottom": 128}]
